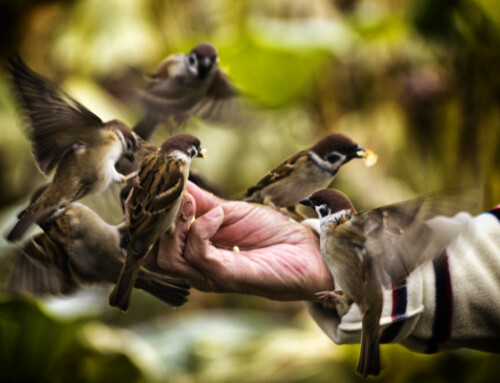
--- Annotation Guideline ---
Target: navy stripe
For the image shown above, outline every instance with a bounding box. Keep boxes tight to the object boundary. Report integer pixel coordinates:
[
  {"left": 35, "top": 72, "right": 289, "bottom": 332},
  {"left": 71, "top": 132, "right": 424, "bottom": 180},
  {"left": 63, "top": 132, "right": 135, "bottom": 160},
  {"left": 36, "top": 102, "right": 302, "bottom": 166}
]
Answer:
[
  {"left": 380, "top": 281, "right": 408, "bottom": 343},
  {"left": 393, "top": 281, "right": 408, "bottom": 318},
  {"left": 426, "top": 250, "right": 453, "bottom": 353},
  {"left": 380, "top": 320, "right": 405, "bottom": 343}
]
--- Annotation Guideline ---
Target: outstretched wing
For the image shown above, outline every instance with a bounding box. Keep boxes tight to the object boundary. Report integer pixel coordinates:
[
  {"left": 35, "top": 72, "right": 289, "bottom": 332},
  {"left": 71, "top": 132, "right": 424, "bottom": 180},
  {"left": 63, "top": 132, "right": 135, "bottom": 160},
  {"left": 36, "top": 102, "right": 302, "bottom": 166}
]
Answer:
[
  {"left": 8, "top": 55, "right": 104, "bottom": 175},
  {"left": 1, "top": 234, "right": 77, "bottom": 296},
  {"left": 139, "top": 65, "right": 240, "bottom": 129},
  {"left": 137, "top": 54, "right": 203, "bottom": 120},
  {"left": 346, "top": 193, "right": 468, "bottom": 288}
]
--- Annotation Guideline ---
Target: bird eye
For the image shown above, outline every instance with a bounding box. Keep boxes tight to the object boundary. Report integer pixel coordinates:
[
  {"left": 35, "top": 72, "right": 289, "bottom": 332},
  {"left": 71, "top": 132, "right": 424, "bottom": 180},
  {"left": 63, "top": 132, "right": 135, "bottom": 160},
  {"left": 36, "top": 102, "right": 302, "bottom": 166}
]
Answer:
[
  {"left": 189, "top": 147, "right": 197, "bottom": 158},
  {"left": 188, "top": 54, "right": 197, "bottom": 66},
  {"left": 326, "top": 152, "right": 341, "bottom": 163}
]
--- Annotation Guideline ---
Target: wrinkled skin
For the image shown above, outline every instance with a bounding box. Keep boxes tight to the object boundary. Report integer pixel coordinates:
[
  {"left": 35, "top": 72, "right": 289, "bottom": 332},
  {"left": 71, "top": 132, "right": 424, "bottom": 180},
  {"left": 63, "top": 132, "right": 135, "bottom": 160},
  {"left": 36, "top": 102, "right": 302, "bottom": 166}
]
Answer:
[{"left": 144, "top": 182, "right": 334, "bottom": 301}]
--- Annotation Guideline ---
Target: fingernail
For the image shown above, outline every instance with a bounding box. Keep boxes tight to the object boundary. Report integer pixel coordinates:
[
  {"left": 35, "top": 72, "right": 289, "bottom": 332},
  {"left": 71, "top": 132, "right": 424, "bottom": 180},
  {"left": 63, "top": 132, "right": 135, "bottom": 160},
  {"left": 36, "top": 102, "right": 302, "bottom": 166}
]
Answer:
[
  {"left": 183, "top": 200, "right": 194, "bottom": 213},
  {"left": 205, "top": 206, "right": 222, "bottom": 220}
]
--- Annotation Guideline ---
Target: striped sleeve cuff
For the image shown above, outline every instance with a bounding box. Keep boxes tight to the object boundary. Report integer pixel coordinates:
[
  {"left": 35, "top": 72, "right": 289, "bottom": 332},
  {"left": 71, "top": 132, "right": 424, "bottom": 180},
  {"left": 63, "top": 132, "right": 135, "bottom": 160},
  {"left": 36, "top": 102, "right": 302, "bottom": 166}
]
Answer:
[{"left": 304, "top": 209, "right": 500, "bottom": 352}]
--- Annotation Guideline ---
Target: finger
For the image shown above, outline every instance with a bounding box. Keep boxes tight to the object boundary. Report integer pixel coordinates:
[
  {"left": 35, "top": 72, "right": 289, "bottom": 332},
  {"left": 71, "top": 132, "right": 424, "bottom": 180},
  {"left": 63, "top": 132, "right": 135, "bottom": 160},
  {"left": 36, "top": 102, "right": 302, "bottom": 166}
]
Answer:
[
  {"left": 184, "top": 206, "right": 226, "bottom": 271},
  {"left": 190, "top": 206, "right": 224, "bottom": 240},
  {"left": 176, "top": 193, "right": 196, "bottom": 227},
  {"left": 156, "top": 206, "right": 228, "bottom": 291},
  {"left": 186, "top": 181, "right": 222, "bottom": 217}
]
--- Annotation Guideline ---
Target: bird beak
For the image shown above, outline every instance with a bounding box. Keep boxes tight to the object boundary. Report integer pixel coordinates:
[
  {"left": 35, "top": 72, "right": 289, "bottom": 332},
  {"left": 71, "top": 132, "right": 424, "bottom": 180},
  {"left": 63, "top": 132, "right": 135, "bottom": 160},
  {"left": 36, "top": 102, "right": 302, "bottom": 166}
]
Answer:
[
  {"left": 355, "top": 147, "right": 378, "bottom": 167},
  {"left": 203, "top": 57, "right": 211, "bottom": 68},
  {"left": 300, "top": 197, "right": 313, "bottom": 207},
  {"left": 355, "top": 146, "right": 366, "bottom": 158},
  {"left": 198, "top": 148, "right": 207, "bottom": 159}
]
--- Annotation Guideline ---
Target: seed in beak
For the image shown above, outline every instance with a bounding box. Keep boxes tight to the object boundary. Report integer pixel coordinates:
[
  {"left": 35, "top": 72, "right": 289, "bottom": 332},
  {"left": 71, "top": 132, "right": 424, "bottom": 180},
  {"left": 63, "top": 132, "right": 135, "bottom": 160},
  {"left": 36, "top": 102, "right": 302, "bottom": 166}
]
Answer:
[{"left": 362, "top": 149, "right": 378, "bottom": 167}]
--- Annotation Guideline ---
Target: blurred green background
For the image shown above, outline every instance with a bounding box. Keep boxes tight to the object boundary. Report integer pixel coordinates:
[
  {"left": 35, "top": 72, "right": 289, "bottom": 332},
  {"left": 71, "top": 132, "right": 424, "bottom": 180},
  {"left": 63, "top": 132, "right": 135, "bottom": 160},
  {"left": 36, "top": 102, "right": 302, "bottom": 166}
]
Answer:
[{"left": 0, "top": 0, "right": 500, "bottom": 381}]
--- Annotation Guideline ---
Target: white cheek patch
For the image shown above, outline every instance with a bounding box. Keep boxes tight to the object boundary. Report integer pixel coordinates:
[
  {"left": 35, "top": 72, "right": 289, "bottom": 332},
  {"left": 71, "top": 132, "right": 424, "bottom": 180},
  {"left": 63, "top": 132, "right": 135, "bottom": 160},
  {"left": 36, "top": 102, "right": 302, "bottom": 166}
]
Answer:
[
  {"left": 172, "top": 150, "right": 189, "bottom": 161},
  {"left": 185, "top": 60, "right": 198, "bottom": 76},
  {"left": 309, "top": 151, "right": 346, "bottom": 173},
  {"left": 315, "top": 204, "right": 330, "bottom": 218}
]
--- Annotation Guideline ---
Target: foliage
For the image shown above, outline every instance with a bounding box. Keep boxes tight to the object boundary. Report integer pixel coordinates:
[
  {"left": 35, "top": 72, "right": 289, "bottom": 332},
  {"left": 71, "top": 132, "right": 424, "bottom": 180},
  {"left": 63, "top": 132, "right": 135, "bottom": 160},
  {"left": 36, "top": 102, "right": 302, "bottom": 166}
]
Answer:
[{"left": 0, "top": 299, "right": 156, "bottom": 383}]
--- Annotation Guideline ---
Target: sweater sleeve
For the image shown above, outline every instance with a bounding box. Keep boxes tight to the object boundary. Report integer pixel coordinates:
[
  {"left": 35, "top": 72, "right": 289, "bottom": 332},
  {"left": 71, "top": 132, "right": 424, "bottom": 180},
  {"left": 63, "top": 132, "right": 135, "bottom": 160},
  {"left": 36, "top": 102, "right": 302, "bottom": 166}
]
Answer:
[{"left": 302, "top": 208, "right": 500, "bottom": 354}]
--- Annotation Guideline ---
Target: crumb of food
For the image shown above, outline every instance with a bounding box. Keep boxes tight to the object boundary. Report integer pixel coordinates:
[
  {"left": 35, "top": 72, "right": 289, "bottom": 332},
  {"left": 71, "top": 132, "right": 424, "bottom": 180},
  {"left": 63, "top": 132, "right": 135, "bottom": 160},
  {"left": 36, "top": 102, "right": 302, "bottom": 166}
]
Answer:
[
  {"left": 363, "top": 149, "right": 378, "bottom": 167},
  {"left": 186, "top": 216, "right": 196, "bottom": 231}
]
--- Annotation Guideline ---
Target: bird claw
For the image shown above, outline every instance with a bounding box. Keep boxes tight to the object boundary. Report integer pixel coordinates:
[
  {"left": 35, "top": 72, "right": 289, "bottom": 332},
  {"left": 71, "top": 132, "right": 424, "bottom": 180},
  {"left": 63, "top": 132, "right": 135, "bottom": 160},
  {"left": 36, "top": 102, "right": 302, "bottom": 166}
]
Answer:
[
  {"left": 315, "top": 290, "right": 350, "bottom": 316},
  {"left": 122, "top": 171, "right": 139, "bottom": 186},
  {"left": 315, "top": 290, "right": 343, "bottom": 306}
]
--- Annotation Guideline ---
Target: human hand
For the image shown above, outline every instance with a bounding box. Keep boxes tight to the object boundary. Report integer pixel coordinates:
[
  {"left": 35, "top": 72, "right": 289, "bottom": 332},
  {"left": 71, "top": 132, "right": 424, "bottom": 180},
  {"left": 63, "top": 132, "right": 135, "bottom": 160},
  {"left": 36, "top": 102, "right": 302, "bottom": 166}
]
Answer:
[{"left": 147, "top": 182, "right": 334, "bottom": 301}]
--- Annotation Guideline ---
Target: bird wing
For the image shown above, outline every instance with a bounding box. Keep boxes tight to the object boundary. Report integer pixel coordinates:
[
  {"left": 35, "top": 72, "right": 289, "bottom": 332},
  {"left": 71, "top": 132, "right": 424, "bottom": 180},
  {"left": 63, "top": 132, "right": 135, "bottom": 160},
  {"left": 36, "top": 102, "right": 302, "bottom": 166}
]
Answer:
[
  {"left": 191, "top": 69, "right": 245, "bottom": 124},
  {"left": 1, "top": 234, "right": 77, "bottom": 296},
  {"left": 327, "top": 223, "right": 368, "bottom": 300},
  {"left": 138, "top": 55, "right": 203, "bottom": 120},
  {"left": 344, "top": 194, "right": 465, "bottom": 288},
  {"left": 137, "top": 83, "right": 203, "bottom": 128},
  {"left": 8, "top": 55, "right": 105, "bottom": 175},
  {"left": 206, "top": 69, "right": 237, "bottom": 100},
  {"left": 127, "top": 152, "right": 186, "bottom": 241},
  {"left": 246, "top": 151, "right": 306, "bottom": 196}
]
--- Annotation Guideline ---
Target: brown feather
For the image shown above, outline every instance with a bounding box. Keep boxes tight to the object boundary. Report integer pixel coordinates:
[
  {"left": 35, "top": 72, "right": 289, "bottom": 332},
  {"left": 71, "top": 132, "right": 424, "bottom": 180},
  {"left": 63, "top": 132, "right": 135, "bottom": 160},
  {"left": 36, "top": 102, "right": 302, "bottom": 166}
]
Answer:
[
  {"left": 245, "top": 151, "right": 306, "bottom": 197},
  {"left": 205, "top": 69, "right": 236, "bottom": 99},
  {"left": 8, "top": 55, "right": 104, "bottom": 175}
]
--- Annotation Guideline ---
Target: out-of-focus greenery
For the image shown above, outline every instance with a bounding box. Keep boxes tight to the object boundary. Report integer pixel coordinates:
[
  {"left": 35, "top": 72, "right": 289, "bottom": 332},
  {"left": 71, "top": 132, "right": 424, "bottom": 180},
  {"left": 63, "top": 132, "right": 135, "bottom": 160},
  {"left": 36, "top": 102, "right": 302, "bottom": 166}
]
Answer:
[
  {"left": 0, "top": 299, "right": 160, "bottom": 383},
  {"left": 1, "top": 0, "right": 500, "bottom": 382},
  {"left": 2, "top": 299, "right": 499, "bottom": 383}
]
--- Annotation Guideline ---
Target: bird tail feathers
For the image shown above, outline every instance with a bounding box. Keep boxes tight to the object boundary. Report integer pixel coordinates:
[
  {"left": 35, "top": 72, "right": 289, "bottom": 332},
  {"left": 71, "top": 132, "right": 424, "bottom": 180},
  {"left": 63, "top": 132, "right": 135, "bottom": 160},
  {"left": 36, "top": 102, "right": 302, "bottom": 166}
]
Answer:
[
  {"left": 135, "top": 269, "right": 190, "bottom": 307},
  {"left": 108, "top": 251, "right": 143, "bottom": 311},
  {"left": 356, "top": 318, "right": 381, "bottom": 377}
]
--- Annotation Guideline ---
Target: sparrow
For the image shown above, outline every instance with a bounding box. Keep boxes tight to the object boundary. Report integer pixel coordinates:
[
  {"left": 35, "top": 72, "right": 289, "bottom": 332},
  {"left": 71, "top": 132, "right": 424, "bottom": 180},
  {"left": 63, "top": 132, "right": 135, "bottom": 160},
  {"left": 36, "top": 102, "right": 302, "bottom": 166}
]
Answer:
[
  {"left": 115, "top": 135, "right": 158, "bottom": 175},
  {"left": 109, "top": 133, "right": 206, "bottom": 311},
  {"left": 116, "top": 137, "right": 225, "bottom": 214},
  {"left": 6, "top": 56, "right": 138, "bottom": 242},
  {"left": 3, "top": 203, "right": 190, "bottom": 307},
  {"left": 133, "top": 42, "right": 236, "bottom": 140},
  {"left": 300, "top": 189, "right": 463, "bottom": 377},
  {"left": 243, "top": 133, "right": 377, "bottom": 218}
]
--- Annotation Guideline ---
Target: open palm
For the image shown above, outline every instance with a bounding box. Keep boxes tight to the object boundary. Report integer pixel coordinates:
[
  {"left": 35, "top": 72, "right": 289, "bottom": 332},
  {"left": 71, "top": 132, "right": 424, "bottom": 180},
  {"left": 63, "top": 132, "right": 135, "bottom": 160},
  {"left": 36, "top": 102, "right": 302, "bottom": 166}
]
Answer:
[{"left": 153, "top": 182, "right": 333, "bottom": 301}]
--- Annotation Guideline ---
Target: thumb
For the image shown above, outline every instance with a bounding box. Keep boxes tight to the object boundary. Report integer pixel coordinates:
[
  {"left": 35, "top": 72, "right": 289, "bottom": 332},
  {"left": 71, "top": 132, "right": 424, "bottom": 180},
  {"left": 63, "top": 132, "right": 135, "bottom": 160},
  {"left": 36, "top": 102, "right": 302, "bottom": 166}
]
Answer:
[{"left": 184, "top": 206, "right": 224, "bottom": 267}]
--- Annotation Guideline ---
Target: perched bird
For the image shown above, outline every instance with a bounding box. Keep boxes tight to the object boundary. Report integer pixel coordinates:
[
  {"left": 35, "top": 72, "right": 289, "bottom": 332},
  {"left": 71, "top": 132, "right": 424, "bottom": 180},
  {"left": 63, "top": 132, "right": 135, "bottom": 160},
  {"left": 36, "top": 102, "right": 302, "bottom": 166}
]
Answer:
[
  {"left": 115, "top": 137, "right": 226, "bottom": 202},
  {"left": 243, "top": 133, "right": 377, "bottom": 218},
  {"left": 6, "top": 56, "right": 138, "bottom": 242},
  {"left": 133, "top": 42, "right": 236, "bottom": 140},
  {"left": 109, "top": 133, "right": 206, "bottom": 311},
  {"left": 3, "top": 203, "right": 190, "bottom": 307},
  {"left": 300, "top": 189, "right": 463, "bottom": 377}
]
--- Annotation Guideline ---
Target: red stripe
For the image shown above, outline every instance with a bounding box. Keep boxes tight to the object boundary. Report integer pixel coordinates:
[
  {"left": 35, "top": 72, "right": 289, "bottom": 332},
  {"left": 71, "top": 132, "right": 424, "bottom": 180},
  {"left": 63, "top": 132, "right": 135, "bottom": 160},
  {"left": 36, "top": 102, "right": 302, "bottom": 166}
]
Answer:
[{"left": 380, "top": 281, "right": 408, "bottom": 343}]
